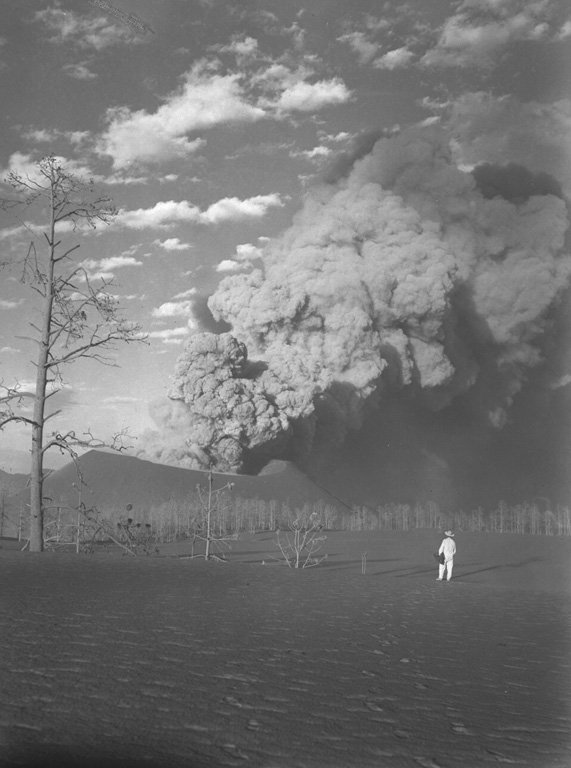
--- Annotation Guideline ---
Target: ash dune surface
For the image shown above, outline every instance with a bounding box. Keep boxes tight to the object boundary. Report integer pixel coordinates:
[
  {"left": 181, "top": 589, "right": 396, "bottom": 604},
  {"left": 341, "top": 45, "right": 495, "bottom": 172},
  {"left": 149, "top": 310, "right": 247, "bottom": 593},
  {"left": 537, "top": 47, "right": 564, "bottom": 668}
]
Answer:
[{"left": 1, "top": 531, "right": 570, "bottom": 768}]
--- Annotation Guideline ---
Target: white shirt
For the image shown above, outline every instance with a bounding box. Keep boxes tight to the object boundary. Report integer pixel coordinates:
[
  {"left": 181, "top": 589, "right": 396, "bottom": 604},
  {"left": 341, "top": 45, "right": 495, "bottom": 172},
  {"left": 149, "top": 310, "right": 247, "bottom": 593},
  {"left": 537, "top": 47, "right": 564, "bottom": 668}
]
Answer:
[{"left": 439, "top": 537, "right": 456, "bottom": 561}]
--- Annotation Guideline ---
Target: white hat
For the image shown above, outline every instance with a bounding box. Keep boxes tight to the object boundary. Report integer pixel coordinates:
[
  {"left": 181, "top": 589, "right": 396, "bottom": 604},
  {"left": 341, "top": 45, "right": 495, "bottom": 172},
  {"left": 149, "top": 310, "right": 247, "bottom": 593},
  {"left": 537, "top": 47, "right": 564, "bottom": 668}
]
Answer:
[{"left": 444, "top": 530, "right": 454, "bottom": 537}]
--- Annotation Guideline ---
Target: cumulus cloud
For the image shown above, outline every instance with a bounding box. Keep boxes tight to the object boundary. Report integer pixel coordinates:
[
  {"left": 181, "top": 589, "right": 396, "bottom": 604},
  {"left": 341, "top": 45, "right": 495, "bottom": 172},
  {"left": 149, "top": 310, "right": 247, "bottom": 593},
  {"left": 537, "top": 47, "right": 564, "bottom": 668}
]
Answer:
[
  {"left": 200, "top": 194, "right": 283, "bottom": 224},
  {"left": 422, "top": 0, "right": 568, "bottom": 69},
  {"left": 63, "top": 62, "right": 98, "bottom": 80},
  {"left": 98, "top": 62, "right": 265, "bottom": 168},
  {"left": 215, "top": 243, "right": 264, "bottom": 273},
  {"left": 550, "top": 373, "right": 571, "bottom": 389},
  {"left": 148, "top": 327, "right": 190, "bottom": 344},
  {"left": 0, "top": 299, "right": 24, "bottom": 309},
  {"left": 337, "top": 31, "right": 381, "bottom": 65},
  {"left": 115, "top": 194, "right": 283, "bottom": 229},
  {"left": 556, "top": 19, "right": 571, "bottom": 39},
  {"left": 93, "top": 46, "right": 351, "bottom": 167},
  {"left": 212, "top": 34, "right": 260, "bottom": 62},
  {"left": 0, "top": 150, "right": 147, "bottom": 190},
  {"left": 151, "top": 300, "right": 195, "bottom": 319},
  {"left": 216, "top": 260, "right": 245, "bottom": 273},
  {"left": 292, "top": 145, "right": 333, "bottom": 161},
  {"left": 235, "top": 243, "right": 263, "bottom": 261},
  {"left": 1, "top": 151, "right": 48, "bottom": 182},
  {"left": 144, "top": 124, "right": 571, "bottom": 474},
  {"left": 268, "top": 78, "right": 352, "bottom": 113},
  {"left": 34, "top": 8, "right": 141, "bottom": 50},
  {"left": 172, "top": 288, "right": 197, "bottom": 300},
  {"left": 79, "top": 255, "right": 143, "bottom": 281},
  {"left": 373, "top": 46, "right": 415, "bottom": 69},
  {"left": 23, "top": 128, "right": 91, "bottom": 146},
  {"left": 154, "top": 238, "right": 192, "bottom": 251}
]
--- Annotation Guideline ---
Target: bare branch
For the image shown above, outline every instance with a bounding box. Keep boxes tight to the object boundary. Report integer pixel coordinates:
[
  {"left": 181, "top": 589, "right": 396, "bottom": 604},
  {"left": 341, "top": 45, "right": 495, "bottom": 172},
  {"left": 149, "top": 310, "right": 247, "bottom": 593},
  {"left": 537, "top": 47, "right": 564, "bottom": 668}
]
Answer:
[
  {"left": 0, "top": 155, "right": 147, "bottom": 552},
  {"left": 0, "top": 413, "right": 38, "bottom": 429},
  {"left": 44, "top": 410, "right": 63, "bottom": 422}
]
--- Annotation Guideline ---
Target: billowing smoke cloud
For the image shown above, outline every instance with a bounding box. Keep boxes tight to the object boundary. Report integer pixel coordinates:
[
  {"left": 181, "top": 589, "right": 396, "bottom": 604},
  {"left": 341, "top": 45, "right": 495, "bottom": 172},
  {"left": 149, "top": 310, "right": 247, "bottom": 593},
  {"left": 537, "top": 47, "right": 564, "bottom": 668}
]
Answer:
[{"left": 141, "top": 125, "right": 571, "bottom": 494}]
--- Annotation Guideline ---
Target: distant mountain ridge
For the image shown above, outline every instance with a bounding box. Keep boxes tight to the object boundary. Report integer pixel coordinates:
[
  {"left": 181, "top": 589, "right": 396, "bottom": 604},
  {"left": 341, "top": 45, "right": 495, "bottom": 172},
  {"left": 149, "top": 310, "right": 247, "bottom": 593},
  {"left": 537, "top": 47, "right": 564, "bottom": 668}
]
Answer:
[
  {"left": 0, "top": 468, "right": 29, "bottom": 497},
  {"left": 41, "top": 450, "right": 350, "bottom": 516}
]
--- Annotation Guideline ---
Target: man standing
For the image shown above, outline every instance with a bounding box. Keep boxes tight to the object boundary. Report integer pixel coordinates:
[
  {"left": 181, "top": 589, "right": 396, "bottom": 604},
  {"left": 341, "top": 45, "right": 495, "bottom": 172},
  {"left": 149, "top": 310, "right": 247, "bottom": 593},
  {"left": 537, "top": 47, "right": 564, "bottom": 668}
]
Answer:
[{"left": 436, "top": 531, "right": 456, "bottom": 581}]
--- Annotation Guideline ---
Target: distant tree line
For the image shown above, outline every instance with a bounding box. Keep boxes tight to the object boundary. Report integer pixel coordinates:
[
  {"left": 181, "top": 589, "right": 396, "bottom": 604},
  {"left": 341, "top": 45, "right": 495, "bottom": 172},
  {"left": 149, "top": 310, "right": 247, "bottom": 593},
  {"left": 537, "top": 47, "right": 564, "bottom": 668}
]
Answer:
[{"left": 2, "top": 494, "right": 569, "bottom": 548}]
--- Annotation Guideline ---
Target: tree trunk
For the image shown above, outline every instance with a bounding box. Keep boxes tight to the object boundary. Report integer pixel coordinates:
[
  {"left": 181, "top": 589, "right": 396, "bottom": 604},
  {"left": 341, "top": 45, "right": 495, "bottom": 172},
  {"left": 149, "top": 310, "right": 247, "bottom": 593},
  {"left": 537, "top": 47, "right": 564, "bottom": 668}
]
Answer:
[
  {"left": 28, "top": 212, "right": 56, "bottom": 552},
  {"left": 29, "top": 422, "right": 44, "bottom": 552}
]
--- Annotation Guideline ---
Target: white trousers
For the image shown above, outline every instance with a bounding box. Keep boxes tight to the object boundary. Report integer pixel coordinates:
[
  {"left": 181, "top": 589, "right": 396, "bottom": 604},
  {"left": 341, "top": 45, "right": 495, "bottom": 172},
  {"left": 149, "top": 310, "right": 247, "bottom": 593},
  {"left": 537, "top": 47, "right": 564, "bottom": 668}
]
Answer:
[{"left": 438, "top": 559, "right": 454, "bottom": 580}]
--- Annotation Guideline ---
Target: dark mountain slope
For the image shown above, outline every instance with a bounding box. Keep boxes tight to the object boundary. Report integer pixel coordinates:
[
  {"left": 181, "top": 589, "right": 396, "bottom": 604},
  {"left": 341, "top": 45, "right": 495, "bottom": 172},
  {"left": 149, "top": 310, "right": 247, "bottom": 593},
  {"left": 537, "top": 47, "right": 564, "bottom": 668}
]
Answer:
[{"left": 41, "top": 450, "right": 350, "bottom": 515}]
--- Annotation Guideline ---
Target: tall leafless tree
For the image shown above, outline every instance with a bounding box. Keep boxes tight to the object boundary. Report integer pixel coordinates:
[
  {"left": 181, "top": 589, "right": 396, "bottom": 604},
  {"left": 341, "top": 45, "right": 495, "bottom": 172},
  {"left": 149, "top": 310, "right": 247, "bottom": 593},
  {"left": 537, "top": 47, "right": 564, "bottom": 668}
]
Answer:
[{"left": 0, "top": 156, "right": 146, "bottom": 552}]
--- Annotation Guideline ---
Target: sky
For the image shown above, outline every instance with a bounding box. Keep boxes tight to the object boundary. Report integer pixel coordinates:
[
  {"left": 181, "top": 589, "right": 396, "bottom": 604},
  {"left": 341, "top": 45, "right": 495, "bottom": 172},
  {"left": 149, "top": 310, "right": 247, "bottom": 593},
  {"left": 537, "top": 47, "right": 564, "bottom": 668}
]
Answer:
[{"left": 0, "top": 0, "right": 570, "bottom": 508}]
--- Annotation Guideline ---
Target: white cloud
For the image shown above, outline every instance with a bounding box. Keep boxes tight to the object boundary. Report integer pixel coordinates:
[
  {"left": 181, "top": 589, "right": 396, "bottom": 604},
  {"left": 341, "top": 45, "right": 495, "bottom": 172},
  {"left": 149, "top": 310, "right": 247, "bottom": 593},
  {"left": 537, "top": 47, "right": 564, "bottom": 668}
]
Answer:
[
  {"left": 269, "top": 78, "right": 352, "bottom": 113},
  {"left": 151, "top": 300, "right": 194, "bottom": 318},
  {"left": 148, "top": 327, "right": 190, "bottom": 345},
  {"left": 0, "top": 299, "right": 24, "bottom": 309},
  {"left": 79, "top": 255, "right": 143, "bottom": 281},
  {"left": 5, "top": 149, "right": 148, "bottom": 191},
  {"left": 34, "top": 8, "right": 141, "bottom": 50},
  {"left": 116, "top": 201, "right": 200, "bottom": 229},
  {"left": 0, "top": 224, "right": 28, "bottom": 242},
  {"left": 200, "top": 194, "right": 283, "bottom": 224},
  {"left": 318, "top": 130, "right": 355, "bottom": 143},
  {"left": 422, "top": 0, "right": 566, "bottom": 69},
  {"left": 22, "top": 128, "right": 90, "bottom": 146},
  {"left": 2, "top": 146, "right": 147, "bottom": 188},
  {"left": 0, "top": 346, "right": 20, "bottom": 354},
  {"left": 1, "top": 151, "right": 40, "bottom": 181},
  {"left": 172, "top": 288, "right": 197, "bottom": 299},
  {"left": 6, "top": 379, "right": 71, "bottom": 397},
  {"left": 216, "top": 259, "right": 246, "bottom": 273},
  {"left": 213, "top": 35, "right": 260, "bottom": 61},
  {"left": 116, "top": 193, "right": 283, "bottom": 229},
  {"left": 154, "top": 237, "right": 192, "bottom": 251},
  {"left": 292, "top": 145, "right": 333, "bottom": 161},
  {"left": 373, "top": 46, "right": 415, "bottom": 70},
  {"left": 550, "top": 373, "right": 571, "bottom": 389},
  {"left": 216, "top": 242, "right": 264, "bottom": 273},
  {"left": 235, "top": 243, "right": 263, "bottom": 260},
  {"left": 63, "top": 62, "right": 98, "bottom": 80},
  {"left": 364, "top": 14, "right": 392, "bottom": 33},
  {"left": 338, "top": 31, "right": 381, "bottom": 64},
  {"left": 283, "top": 22, "right": 306, "bottom": 50},
  {"left": 98, "top": 62, "right": 266, "bottom": 168},
  {"left": 94, "top": 51, "right": 353, "bottom": 167},
  {"left": 81, "top": 255, "right": 143, "bottom": 271},
  {"left": 556, "top": 20, "right": 571, "bottom": 40},
  {"left": 22, "top": 129, "right": 57, "bottom": 143}
]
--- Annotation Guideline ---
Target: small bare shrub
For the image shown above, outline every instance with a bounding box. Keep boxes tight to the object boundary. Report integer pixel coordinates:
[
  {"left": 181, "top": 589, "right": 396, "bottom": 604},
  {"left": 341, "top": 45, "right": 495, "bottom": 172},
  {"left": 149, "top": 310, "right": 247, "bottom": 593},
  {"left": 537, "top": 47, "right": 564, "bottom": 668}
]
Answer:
[{"left": 273, "top": 513, "right": 327, "bottom": 568}]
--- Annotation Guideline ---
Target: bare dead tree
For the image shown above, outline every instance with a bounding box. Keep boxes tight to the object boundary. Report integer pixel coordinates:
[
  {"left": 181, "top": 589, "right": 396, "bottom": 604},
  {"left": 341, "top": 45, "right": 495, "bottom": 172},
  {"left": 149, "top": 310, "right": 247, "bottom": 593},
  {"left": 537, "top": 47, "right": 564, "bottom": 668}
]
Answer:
[
  {"left": 0, "top": 155, "right": 146, "bottom": 552},
  {"left": 273, "top": 513, "right": 327, "bottom": 568},
  {"left": 192, "top": 467, "right": 237, "bottom": 560}
]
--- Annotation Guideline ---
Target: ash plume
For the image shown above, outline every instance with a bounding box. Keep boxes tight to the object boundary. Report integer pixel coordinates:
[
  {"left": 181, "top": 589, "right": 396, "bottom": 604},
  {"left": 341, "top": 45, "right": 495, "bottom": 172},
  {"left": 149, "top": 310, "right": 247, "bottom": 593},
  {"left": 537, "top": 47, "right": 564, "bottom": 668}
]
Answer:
[{"left": 141, "top": 125, "right": 571, "bottom": 499}]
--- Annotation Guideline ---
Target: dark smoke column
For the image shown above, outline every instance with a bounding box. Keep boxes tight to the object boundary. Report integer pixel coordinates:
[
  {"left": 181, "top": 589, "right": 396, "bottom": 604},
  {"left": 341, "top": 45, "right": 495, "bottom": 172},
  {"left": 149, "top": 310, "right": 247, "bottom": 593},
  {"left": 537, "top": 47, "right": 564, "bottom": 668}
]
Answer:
[
  {"left": 168, "top": 332, "right": 302, "bottom": 472},
  {"left": 149, "top": 125, "right": 571, "bottom": 478}
]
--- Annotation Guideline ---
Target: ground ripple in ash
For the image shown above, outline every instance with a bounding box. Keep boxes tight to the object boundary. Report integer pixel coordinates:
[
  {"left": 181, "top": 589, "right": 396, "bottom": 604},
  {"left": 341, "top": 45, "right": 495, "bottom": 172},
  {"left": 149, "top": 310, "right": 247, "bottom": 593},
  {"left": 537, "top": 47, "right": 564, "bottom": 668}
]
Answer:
[{"left": 0, "top": 545, "right": 569, "bottom": 768}]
